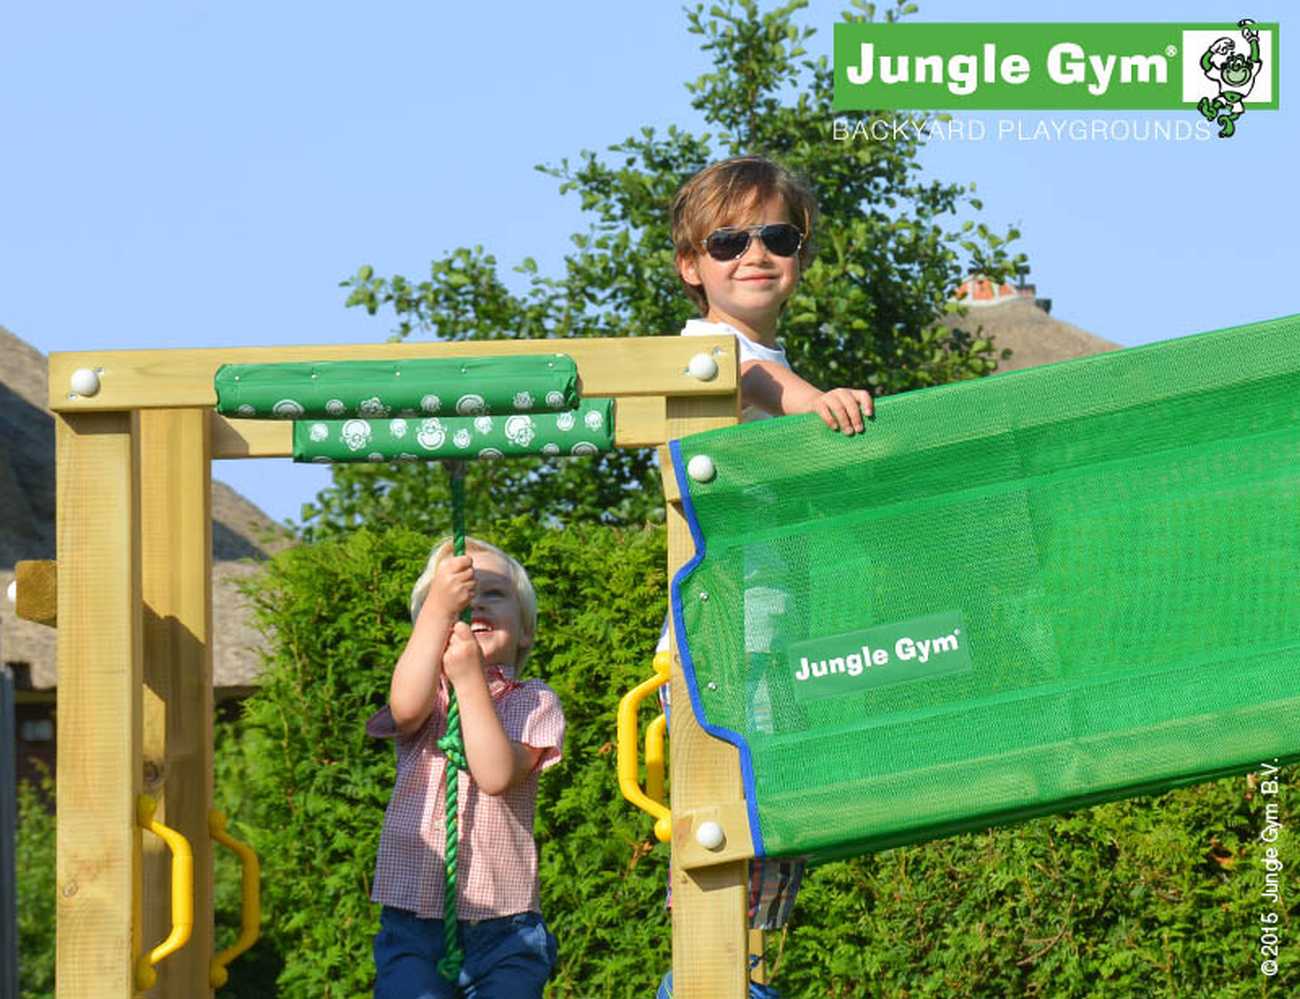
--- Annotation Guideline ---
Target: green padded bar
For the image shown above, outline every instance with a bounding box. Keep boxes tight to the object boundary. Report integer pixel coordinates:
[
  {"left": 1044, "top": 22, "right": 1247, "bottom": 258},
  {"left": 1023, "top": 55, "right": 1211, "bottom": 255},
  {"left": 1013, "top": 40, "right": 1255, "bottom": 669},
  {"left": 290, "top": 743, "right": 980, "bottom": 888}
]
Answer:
[
  {"left": 670, "top": 313, "right": 1300, "bottom": 865},
  {"left": 293, "top": 398, "right": 615, "bottom": 463},
  {"left": 214, "top": 354, "right": 579, "bottom": 419}
]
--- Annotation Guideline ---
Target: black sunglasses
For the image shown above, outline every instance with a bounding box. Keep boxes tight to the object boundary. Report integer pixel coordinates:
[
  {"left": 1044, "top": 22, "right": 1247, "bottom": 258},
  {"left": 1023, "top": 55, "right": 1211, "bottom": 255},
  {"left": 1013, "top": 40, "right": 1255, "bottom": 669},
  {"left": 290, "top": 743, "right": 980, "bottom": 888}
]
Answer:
[{"left": 701, "top": 223, "right": 804, "bottom": 261}]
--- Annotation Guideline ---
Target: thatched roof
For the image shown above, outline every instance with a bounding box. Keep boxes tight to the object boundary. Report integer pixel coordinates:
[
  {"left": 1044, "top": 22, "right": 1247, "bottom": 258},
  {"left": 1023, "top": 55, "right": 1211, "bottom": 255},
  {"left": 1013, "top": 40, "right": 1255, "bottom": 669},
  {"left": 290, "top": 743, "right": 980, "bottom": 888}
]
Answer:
[
  {"left": 944, "top": 297, "right": 1121, "bottom": 374},
  {"left": 1, "top": 562, "right": 270, "bottom": 692},
  {"left": 1, "top": 322, "right": 291, "bottom": 691}
]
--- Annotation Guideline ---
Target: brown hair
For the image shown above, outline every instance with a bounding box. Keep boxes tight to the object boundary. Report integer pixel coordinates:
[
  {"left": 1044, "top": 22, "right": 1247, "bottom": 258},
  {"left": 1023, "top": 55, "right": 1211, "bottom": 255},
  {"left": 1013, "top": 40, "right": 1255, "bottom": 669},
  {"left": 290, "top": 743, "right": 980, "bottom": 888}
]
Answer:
[{"left": 670, "top": 155, "right": 818, "bottom": 314}]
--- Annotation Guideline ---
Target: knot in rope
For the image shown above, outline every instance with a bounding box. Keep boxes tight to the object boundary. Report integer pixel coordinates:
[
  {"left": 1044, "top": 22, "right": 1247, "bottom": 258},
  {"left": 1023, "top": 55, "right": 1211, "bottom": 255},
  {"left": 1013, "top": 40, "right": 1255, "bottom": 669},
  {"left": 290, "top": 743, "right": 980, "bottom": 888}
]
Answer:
[{"left": 436, "top": 724, "right": 468, "bottom": 771}]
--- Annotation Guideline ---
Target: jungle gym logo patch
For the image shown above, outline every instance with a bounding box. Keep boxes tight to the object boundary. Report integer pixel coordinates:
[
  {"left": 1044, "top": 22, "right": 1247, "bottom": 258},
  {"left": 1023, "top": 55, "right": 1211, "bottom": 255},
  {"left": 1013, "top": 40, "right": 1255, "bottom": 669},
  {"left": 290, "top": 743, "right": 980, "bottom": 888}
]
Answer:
[
  {"left": 834, "top": 19, "right": 1278, "bottom": 138},
  {"left": 787, "top": 610, "right": 972, "bottom": 702}
]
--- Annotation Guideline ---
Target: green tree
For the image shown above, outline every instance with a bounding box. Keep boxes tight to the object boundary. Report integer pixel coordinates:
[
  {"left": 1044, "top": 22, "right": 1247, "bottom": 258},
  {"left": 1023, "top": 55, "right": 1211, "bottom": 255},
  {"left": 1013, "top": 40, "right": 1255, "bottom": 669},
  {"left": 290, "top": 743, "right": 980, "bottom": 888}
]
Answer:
[
  {"left": 15, "top": 766, "right": 56, "bottom": 999},
  {"left": 299, "top": 0, "right": 1024, "bottom": 541}
]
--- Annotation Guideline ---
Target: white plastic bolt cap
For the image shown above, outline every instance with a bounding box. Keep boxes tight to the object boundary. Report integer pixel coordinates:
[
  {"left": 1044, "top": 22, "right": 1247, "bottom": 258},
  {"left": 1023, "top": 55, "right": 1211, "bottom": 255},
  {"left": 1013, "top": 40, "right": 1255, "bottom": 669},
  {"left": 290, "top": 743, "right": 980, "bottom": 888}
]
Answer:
[
  {"left": 70, "top": 368, "right": 101, "bottom": 397},
  {"left": 687, "top": 352, "right": 719, "bottom": 381},
  {"left": 5, "top": 580, "right": 15, "bottom": 605},
  {"left": 686, "top": 454, "right": 716, "bottom": 483},
  {"left": 696, "top": 820, "right": 725, "bottom": 851}
]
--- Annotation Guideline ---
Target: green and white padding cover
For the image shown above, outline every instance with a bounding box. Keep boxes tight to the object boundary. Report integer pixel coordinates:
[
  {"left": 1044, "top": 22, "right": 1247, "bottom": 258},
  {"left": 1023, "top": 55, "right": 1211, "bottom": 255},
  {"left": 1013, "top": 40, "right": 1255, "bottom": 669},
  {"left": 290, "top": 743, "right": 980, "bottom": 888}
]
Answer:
[
  {"left": 670, "top": 313, "right": 1300, "bottom": 865},
  {"left": 293, "top": 398, "right": 615, "bottom": 463},
  {"left": 214, "top": 355, "right": 579, "bottom": 419}
]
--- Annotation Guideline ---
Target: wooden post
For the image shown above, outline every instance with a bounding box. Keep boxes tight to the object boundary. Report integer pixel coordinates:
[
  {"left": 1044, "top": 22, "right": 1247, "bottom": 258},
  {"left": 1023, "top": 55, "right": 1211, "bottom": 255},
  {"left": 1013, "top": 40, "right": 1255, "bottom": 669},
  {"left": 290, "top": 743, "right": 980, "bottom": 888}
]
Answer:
[
  {"left": 55, "top": 412, "right": 142, "bottom": 998},
  {"left": 665, "top": 395, "right": 748, "bottom": 999},
  {"left": 139, "top": 409, "right": 214, "bottom": 998}
]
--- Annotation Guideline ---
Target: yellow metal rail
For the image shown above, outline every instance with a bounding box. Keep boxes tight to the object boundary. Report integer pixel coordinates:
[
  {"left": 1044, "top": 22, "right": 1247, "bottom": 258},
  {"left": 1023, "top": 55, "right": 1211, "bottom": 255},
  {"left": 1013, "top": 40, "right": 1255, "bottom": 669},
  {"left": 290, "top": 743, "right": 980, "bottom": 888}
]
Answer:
[
  {"left": 134, "top": 795, "right": 194, "bottom": 992},
  {"left": 208, "top": 810, "right": 262, "bottom": 988}
]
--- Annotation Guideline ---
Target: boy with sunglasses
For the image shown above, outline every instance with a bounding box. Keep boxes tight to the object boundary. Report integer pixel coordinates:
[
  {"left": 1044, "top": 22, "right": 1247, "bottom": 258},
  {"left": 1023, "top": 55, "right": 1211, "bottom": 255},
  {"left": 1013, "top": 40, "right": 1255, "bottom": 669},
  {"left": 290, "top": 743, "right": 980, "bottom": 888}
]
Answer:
[
  {"left": 672, "top": 155, "right": 874, "bottom": 431},
  {"left": 653, "top": 157, "right": 874, "bottom": 997}
]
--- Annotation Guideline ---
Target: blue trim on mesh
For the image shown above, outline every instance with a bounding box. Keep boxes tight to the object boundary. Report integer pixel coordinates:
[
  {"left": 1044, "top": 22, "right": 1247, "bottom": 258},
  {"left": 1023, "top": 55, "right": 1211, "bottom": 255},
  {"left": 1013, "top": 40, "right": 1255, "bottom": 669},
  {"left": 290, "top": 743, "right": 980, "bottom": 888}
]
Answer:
[{"left": 668, "top": 437, "right": 766, "bottom": 860}]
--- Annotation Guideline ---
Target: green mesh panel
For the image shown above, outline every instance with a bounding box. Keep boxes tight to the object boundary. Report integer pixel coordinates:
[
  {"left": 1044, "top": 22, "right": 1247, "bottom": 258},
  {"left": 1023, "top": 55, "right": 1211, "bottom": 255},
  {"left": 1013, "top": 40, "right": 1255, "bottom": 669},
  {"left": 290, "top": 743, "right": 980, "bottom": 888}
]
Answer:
[
  {"left": 672, "top": 314, "right": 1300, "bottom": 864},
  {"left": 293, "top": 398, "right": 614, "bottom": 463},
  {"left": 214, "top": 355, "right": 578, "bottom": 419}
]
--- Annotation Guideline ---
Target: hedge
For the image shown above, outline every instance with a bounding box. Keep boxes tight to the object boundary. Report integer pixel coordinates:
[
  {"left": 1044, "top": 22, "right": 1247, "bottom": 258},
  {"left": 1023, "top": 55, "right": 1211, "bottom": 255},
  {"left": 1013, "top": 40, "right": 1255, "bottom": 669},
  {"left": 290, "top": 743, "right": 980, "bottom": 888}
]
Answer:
[{"left": 17, "top": 518, "right": 1298, "bottom": 996}]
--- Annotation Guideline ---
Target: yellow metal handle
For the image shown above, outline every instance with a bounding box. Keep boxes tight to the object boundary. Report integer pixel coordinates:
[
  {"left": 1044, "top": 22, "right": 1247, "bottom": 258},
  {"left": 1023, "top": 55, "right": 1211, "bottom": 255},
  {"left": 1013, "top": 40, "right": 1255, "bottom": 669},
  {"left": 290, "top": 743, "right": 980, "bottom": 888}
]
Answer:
[
  {"left": 618, "top": 650, "right": 672, "bottom": 842},
  {"left": 209, "top": 810, "right": 262, "bottom": 989},
  {"left": 134, "top": 794, "right": 194, "bottom": 992},
  {"left": 646, "top": 713, "right": 667, "bottom": 805}
]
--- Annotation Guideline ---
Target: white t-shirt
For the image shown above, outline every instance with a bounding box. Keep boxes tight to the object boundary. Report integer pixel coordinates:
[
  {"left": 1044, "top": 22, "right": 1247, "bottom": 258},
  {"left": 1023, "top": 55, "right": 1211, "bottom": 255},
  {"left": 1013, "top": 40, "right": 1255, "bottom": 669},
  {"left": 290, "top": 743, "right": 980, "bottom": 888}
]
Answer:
[
  {"left": 660, "top": 319, "right": 792, "bottom": 665},
  {"left": 681, "top": 318, "right": 791, "bottom": 423}
]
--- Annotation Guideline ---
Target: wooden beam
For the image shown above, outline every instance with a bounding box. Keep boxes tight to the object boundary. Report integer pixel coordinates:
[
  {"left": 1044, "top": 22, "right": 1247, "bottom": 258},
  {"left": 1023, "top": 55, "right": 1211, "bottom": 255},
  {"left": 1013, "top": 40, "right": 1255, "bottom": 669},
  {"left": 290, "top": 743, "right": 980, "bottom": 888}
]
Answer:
[
  {"left": 49, "top": 336, "right": 736, "bottom": 412},
  {"left": 658, "top": 447, "right": 680, "bottom": 504},
  {"left": 671, "top": 801, "right": 755, "bottom": 871},
  {"left": 139, "top": 409, "right": 214, "bottom": 998},
  {"left": 209, "top": 416, "right": 287, "bottom": 460},
  {"left": 55, "top": 412, "right": 142, "bottom": 998},
  {"left": 210, "top": 396, "right": 670, "bottom": 459},
  {"left": 665, "top": 394, "right": 748, "bottom": 999},
  {"left": 15, "top": 560, "right": 58, "bottom": 627}
]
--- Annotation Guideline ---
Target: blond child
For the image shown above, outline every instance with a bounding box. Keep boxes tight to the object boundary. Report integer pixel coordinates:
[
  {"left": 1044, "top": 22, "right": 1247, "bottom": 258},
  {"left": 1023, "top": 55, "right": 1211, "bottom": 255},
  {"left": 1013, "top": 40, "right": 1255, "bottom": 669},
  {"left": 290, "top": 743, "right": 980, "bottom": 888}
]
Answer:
[{"left": 367, "top": 538, "right": 564, "bottom": 999}]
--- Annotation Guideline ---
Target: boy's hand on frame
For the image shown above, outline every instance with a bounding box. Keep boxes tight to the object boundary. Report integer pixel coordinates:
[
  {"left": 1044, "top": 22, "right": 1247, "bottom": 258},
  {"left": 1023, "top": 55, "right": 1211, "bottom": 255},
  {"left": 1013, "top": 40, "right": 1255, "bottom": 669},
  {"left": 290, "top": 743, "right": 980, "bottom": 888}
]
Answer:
[
  {"left": 814, "top": 387, "right": 874, "bottom": 435},
  {"left": 425, "top": 555, "right": 476, "bottom": 623},
  {"left": 443, "top": 620, "right": 486, "bottom": 688}
]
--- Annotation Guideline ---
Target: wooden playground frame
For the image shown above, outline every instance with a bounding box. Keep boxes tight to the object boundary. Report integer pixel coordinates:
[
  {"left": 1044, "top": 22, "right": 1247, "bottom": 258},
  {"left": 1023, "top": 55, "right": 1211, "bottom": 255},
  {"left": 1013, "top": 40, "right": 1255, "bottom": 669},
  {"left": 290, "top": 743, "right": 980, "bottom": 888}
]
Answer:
[{"left": 33, "top": 334, "right": 759, "bottom": 998}]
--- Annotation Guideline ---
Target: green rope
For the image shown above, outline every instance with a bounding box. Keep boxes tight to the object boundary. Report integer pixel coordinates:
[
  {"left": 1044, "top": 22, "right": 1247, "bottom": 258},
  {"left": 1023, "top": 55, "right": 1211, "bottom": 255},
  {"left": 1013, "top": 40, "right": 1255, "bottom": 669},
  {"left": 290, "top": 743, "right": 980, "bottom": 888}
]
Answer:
[{"left": 436, "top": 461, "right": 470, "bottom": 982}]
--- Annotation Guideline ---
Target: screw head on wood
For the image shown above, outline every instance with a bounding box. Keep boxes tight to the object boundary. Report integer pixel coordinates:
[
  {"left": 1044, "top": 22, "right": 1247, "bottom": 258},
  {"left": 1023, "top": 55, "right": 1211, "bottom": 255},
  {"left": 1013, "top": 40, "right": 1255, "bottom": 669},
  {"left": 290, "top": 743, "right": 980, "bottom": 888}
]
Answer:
[
  {"left": 696, "top": 821, "right": 725, "bottom": 850},
  {"left": 687, "top": 352, "right": 719, "bottom": 381},
  {"left": 69, "top": 367, "right": 101, "bottom": 397}
]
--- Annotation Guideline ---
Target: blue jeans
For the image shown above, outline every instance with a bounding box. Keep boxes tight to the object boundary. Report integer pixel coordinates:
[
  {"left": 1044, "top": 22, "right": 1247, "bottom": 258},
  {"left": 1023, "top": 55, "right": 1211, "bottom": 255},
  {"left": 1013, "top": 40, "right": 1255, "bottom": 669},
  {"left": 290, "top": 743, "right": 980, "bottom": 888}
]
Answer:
[{"left": 373, "top": 906, "right": 557, "bottom": 999}]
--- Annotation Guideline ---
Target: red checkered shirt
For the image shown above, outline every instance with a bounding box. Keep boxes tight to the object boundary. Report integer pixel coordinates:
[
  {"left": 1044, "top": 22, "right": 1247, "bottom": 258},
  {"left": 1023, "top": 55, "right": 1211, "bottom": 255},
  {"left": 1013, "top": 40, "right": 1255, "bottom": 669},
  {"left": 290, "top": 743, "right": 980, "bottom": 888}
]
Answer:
[{"left": 367, "top": 669, "right": 565, "bottom": 920}]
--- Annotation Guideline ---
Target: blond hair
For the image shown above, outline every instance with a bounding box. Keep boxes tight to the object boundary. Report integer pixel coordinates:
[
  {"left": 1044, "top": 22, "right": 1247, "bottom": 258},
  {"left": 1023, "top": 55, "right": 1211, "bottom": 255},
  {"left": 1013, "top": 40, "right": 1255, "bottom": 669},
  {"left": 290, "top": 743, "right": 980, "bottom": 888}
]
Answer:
[
  {"left": 410, "top": 536, "right": 538, "bottom": 670},
  {"left": 671, "top": 155, "right": 819, "bottom": 314}
]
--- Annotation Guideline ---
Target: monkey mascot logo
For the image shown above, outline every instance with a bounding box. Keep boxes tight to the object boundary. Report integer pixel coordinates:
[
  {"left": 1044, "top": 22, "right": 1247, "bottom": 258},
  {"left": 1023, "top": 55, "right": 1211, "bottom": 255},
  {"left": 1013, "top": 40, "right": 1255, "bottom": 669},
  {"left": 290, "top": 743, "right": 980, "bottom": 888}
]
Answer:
[{"left": 1197, "top": 19, "right": 1264, "bottom": 137}]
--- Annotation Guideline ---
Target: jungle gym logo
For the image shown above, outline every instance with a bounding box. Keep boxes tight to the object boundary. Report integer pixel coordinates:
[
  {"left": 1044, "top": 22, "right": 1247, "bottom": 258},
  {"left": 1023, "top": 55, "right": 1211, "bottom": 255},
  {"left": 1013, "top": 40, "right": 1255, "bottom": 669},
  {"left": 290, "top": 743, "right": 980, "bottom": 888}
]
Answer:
[{"left": 833, "top": 19, "right": 1278, "bottom": 138}]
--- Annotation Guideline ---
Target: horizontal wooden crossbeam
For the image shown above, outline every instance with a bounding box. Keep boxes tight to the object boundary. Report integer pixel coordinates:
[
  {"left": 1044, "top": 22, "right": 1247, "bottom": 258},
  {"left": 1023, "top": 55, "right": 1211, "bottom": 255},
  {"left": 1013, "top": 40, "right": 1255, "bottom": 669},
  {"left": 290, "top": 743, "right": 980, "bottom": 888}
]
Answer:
[{"left": 49, "top": 336, "right": 737, "bottom": 413}]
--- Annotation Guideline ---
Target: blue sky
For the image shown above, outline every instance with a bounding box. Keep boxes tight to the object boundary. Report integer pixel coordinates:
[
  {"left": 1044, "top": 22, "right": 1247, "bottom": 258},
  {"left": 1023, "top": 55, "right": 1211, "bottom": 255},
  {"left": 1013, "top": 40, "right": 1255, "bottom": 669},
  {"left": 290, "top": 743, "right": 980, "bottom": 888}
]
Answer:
[{"left": 2, "top": 1, "right": 1295, "bottom": 526}]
